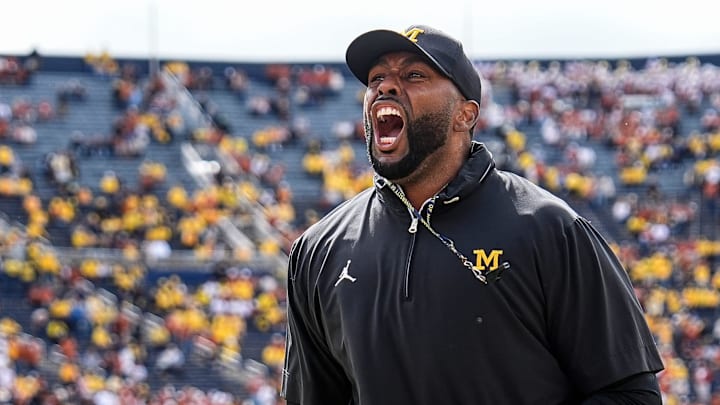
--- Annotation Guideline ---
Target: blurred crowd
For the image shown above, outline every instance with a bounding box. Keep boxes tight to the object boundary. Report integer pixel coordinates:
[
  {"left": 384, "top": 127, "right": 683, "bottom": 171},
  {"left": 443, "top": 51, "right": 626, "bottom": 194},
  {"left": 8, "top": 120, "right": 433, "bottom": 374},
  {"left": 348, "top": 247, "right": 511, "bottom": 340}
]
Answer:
[
  {"left": 0, "top": 221, "right": 286, "bottom": 404},
  {"left": 1, "top": 49, "right": 720, "bottom": 404}
]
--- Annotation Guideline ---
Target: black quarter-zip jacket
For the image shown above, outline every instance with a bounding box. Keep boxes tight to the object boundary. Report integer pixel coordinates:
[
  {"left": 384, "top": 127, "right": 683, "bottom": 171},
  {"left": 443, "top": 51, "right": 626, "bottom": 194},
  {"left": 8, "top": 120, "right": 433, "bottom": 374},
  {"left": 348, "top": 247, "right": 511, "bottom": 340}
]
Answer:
[{"left": 282, "top": 142, "right": 664, "bottom": 405}]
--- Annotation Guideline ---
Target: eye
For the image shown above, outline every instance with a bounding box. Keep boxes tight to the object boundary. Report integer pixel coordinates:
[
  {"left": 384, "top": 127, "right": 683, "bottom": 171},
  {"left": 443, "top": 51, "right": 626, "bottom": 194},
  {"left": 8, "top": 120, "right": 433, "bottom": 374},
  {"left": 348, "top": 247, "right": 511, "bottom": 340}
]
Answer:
[
  {"left": 369, "top": 73, "right": 384, "bottom": 84},
  {"left": 406, "top": 70, "right": 426, "bottom": 81}
]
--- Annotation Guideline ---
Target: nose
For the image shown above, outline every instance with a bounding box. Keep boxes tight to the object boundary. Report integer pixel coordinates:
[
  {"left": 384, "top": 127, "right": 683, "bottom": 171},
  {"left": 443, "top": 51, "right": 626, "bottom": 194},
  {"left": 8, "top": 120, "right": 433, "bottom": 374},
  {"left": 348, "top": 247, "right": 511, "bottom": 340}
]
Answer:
[{"left": 377, "top": 76, "right": 399, "bottom": 97}]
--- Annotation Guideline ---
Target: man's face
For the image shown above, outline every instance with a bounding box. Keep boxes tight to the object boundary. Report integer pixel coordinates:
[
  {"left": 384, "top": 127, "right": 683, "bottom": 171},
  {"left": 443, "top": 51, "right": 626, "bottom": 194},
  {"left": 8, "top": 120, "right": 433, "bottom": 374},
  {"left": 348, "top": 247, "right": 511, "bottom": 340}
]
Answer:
[{"left": 363, "top": 52, "right": 461, "bottom": 182}]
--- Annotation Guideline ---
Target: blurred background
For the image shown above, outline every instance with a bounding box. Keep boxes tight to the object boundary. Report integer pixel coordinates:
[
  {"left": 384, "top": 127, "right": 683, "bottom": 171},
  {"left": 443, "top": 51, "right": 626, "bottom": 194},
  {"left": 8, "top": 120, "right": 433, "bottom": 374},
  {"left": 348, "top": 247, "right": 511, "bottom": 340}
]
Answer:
[{"left": 1, "top": 1, "right": 720, "bottom": 404}]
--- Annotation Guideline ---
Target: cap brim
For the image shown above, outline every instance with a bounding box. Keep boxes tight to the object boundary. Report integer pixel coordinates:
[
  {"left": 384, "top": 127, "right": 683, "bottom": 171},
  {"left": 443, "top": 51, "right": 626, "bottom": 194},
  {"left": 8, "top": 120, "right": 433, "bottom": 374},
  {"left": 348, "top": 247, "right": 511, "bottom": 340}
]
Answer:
[{"left": 345, "top": 29, "right": 439, "bottom": 86}]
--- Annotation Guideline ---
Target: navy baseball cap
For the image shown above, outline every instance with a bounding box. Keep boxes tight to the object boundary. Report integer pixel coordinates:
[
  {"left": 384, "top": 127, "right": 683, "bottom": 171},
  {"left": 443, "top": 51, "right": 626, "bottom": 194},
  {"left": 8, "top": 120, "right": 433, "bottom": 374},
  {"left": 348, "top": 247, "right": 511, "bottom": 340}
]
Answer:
[{"left": 345, "top": 24, "right": 482, "bottom": 105}]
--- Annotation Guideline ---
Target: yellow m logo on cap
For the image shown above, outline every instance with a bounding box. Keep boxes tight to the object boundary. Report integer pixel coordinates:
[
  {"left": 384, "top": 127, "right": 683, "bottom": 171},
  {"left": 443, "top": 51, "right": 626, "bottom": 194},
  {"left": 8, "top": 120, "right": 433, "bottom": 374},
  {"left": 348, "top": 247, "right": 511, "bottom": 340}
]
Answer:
[{"left": 401, "top": 28, "right": 425, "bottom": 43}]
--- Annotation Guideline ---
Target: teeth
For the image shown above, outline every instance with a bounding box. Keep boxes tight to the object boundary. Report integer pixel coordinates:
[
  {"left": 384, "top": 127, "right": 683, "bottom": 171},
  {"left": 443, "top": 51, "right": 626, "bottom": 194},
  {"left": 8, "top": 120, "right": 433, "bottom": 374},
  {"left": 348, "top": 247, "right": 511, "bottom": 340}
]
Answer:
[{"left": 376, "top": 106, "right": 400, "bottom": 122}]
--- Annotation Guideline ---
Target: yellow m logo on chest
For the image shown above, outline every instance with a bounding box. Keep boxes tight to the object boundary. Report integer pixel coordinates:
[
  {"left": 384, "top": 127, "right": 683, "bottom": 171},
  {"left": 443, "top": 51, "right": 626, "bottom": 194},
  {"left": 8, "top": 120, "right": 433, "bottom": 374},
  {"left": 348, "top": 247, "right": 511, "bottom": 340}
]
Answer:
[{"left": 473, "top": 249, "right": 504, "bottom": 271}]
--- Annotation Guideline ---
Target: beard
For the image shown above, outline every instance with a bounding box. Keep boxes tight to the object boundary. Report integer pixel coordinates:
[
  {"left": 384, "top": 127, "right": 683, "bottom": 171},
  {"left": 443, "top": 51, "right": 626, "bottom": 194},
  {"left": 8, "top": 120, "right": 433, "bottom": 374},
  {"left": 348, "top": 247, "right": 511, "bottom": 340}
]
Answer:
[{"left": 366, "top": 103, "right": 453, "bottom": 181}]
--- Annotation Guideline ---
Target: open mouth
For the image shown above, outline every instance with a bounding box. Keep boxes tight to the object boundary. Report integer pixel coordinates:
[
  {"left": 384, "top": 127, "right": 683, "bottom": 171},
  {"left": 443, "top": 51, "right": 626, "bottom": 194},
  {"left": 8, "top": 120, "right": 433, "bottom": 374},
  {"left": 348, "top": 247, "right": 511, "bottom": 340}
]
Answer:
[{"left": 374, "top": 105, "right": 405, "bottom": 150}]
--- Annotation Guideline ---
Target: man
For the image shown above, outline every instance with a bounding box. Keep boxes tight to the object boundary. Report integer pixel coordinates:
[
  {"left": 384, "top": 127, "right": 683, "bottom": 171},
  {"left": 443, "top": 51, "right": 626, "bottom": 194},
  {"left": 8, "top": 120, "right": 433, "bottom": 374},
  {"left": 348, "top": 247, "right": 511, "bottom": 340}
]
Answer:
[{"left": 281, "top": 24, "right": 664, "bottom": 404}]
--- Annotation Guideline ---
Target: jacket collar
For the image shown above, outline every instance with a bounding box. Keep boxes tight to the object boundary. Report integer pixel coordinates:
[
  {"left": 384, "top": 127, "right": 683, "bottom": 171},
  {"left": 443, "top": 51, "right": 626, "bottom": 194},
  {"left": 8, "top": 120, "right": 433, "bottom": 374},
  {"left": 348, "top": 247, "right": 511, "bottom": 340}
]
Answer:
[{"left": 375, "top": 141, "right": 495, "bottom": 209}]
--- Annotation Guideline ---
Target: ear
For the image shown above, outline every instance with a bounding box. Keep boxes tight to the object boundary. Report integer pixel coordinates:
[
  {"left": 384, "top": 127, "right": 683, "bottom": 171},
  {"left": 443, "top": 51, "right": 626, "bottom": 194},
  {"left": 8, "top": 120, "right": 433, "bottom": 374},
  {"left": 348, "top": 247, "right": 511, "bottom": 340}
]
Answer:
[{"left": 453, "top": 100, "right": 480, "bottom": 133}]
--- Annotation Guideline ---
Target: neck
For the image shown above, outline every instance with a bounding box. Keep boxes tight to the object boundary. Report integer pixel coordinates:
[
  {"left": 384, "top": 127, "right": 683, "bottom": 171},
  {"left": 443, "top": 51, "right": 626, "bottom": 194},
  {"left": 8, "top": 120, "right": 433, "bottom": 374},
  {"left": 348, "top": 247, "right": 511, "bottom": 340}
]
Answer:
[
  {"left": 396, "top": 142, "right": 469, "bottom": 209},
  {"left": 402, "top": 179, "right": 449, "bottom": 210}
]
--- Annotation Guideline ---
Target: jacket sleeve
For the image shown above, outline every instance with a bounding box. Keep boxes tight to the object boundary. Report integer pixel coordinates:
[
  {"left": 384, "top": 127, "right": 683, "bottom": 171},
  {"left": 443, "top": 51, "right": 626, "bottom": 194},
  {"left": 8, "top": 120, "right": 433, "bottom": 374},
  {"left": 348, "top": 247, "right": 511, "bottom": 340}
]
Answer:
[
  {"left": 581, "top": 372, "right": 662, "bottom": 404},
  {"left": 281, "top": 238, "right": 352, "bottom": 404},
  {"left": 543, "top": 217, "right": 664, "bottom": 394}
]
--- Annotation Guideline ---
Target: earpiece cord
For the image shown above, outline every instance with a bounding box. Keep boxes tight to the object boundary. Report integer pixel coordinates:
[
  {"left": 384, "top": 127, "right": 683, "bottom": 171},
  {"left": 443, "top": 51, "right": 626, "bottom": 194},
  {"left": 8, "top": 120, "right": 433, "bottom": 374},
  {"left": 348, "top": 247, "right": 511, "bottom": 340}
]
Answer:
[{"left": 383, "top": 180, "right": 487, "bottom": 284}]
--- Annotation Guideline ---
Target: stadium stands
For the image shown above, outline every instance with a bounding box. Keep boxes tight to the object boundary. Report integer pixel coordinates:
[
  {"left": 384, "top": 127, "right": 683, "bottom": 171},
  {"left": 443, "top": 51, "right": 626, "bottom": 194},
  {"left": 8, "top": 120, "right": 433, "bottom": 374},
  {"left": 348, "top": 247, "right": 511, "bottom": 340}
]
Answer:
[{"left": 1, "top": 51, "right": 720, "bottom": 403}]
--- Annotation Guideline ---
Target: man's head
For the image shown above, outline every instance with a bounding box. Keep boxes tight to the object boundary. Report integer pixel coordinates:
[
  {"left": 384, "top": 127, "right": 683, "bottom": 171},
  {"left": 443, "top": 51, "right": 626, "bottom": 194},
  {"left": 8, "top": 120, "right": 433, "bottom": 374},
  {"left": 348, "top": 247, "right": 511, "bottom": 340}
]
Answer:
[
  {"left": 345, "top": 25, "right": 482, "bottom": 184},
  {"left": 346, "top": 25, "right": 482, "bottom": 106}
]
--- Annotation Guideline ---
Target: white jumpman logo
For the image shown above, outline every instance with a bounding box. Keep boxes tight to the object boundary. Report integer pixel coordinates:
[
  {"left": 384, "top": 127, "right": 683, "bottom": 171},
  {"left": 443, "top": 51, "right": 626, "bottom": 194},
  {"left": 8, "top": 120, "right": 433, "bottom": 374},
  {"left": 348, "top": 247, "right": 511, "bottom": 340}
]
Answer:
[{"left": 334, "top": 259, "right": 356, "bottom": 286}]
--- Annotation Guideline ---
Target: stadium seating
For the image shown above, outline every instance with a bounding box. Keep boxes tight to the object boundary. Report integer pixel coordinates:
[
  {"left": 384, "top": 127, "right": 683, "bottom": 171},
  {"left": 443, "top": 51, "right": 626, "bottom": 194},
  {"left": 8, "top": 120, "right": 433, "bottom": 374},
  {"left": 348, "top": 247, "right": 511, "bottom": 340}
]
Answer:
[{"left": 1, "top": 53, "right": 720, "bottom": 403}]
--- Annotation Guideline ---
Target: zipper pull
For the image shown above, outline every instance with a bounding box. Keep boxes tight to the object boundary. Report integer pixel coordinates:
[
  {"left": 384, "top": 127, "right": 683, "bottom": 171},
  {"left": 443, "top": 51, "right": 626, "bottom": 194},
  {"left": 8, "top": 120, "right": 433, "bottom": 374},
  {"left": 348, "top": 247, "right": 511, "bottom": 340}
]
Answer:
[{"left": 408, "top": 215, "right": 418, "bottom": 233}]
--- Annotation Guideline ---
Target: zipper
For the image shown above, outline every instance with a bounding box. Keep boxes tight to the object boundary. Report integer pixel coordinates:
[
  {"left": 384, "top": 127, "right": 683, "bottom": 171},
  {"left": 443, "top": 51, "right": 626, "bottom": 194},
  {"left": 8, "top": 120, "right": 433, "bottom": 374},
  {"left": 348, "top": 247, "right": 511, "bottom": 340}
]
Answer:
[
  {"left": 404, "top": 206, "right": 419, "bottom": 299},
  {"left": 403, "top": 232, "right": 416, "bottom": 299},
  {"left": 376, "top": 177, "right": 421, "bottom": 298},
  {"left": 408, "top": 207, "right": 419, "bottom": 233},
  {"left": 403, "top": 204, "right": 427, "bottom": 299}
]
